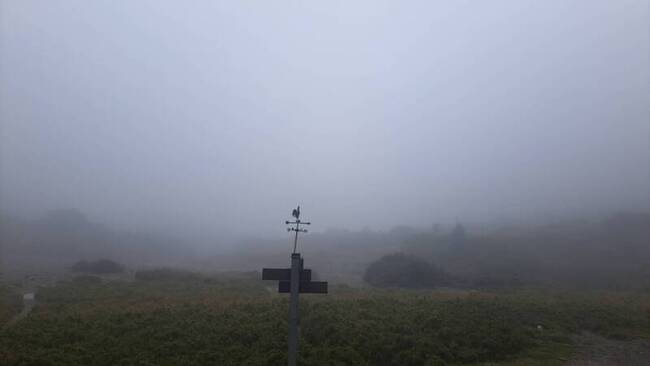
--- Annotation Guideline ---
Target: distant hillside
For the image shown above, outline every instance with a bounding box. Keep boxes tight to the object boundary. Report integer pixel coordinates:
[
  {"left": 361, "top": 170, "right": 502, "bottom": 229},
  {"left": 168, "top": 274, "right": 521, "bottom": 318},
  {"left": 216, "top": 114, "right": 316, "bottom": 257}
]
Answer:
[
  {"left": 211, "top": 212, "right": 650, "bottom": 289},
  {"left": 0, "top": 209, "right": 194, "bottom": 274},
  {"left": 400, "top": 212, "right": 650, "bottom": 290}
]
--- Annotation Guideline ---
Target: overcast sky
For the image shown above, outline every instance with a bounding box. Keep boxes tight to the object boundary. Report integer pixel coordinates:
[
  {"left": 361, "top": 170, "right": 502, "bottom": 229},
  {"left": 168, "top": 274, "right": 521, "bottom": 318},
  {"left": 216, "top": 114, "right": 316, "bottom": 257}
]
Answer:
[{"left": 1, "top": 1, "right": 648, "bottom": 238}]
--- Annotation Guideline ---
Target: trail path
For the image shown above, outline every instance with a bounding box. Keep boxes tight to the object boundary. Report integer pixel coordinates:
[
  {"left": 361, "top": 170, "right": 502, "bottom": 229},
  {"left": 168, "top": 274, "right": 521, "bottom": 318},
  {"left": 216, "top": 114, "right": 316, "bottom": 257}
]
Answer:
[
  {"left": 1, "top": 292, "right": 35, "bottom": 331},
  {"left": 564, "top": 332, "right": 649, "bottom": 366}
]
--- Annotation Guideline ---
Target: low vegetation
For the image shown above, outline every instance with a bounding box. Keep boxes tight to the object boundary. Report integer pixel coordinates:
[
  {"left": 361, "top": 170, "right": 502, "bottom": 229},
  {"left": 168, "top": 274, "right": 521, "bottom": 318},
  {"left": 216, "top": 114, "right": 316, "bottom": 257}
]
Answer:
[
  {"left": 0, "top": 285, "right": 21, "bottom": 326},
  {"left": 0, "top": 278, "right": 647, "bottom": 365}
]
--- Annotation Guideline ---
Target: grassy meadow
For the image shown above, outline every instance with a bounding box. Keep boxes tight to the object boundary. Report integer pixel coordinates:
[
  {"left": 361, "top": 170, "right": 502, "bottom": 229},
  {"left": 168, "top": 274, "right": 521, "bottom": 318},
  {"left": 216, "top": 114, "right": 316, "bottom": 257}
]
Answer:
[{"left": 0, "top": 274, "right": 648, "bottom": 366}]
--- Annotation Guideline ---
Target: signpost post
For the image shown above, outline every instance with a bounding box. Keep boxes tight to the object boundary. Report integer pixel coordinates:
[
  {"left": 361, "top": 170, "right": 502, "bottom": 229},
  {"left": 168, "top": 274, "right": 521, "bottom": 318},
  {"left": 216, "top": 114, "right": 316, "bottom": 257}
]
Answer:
[{"left": 262, "top": 206, "right": 327, "bottom": 366}]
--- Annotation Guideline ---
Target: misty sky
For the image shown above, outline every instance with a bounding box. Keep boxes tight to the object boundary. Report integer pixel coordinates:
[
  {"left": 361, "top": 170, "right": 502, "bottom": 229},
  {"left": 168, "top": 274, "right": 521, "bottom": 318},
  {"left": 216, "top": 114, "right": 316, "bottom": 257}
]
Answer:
[{"left": 1, "top": 1, "right": 648, "bottom": 238}]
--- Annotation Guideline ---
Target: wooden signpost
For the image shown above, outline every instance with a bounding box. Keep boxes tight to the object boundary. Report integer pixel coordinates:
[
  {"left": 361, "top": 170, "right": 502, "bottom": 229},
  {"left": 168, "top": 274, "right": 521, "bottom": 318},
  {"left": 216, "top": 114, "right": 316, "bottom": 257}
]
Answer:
[{"left": 262, "top": 206, "right": 327, "bottom": 366}]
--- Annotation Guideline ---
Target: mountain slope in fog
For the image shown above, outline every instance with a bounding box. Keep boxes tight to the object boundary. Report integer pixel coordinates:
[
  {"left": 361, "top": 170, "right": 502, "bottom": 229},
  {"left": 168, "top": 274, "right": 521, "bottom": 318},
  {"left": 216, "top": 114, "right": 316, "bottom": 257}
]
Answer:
[{"left": 0, "top": 209, "right": 192, "bottom": 272}]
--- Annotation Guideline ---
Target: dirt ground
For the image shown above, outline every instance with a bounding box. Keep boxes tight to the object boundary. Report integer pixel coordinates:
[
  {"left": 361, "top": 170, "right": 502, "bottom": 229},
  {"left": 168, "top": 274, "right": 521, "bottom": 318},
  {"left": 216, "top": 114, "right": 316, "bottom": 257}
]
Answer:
[{"left": 565, "top": 332, "right": 649, "bottom": 366}]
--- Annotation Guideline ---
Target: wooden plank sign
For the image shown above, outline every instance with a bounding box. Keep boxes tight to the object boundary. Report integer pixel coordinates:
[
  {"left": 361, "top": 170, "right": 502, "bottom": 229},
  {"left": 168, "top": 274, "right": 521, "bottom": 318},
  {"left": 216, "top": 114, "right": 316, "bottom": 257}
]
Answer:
[
  {"left": 262, "top": 268, "right": 312, "bottom": 282},
  {"left": 278, "top": 281, "right": 328, "bottom": 294}
]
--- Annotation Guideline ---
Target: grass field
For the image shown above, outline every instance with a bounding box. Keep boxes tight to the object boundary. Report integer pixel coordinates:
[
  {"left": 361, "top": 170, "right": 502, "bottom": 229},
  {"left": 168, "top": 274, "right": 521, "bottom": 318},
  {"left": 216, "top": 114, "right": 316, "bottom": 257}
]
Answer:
[
  {"left": 0, "top": 284, "right": 22, "bottom": 326},
  {"left": 0, "top": 276, "right": 648, "bottom": 365}
]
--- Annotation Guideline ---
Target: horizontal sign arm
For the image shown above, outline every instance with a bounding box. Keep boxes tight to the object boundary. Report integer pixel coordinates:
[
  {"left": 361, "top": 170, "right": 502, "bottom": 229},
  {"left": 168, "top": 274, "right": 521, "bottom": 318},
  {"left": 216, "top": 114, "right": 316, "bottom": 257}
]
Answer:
[{"left": 262, "top": 268, "right": 311, "bottom": 282}]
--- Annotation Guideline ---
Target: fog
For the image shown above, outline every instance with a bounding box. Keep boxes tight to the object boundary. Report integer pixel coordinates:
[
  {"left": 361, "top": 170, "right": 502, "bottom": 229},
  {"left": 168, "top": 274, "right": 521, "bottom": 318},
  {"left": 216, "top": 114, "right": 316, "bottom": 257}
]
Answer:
[{"left": 1, "top": 0, "right": 648, "bottom": 243}]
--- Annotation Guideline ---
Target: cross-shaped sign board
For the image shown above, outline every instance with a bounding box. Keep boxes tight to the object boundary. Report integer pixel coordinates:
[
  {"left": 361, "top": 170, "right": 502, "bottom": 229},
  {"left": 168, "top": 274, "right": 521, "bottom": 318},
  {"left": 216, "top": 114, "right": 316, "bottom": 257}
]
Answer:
[{"left": 262, "top": 260, "right": 327, "bottom": 294}]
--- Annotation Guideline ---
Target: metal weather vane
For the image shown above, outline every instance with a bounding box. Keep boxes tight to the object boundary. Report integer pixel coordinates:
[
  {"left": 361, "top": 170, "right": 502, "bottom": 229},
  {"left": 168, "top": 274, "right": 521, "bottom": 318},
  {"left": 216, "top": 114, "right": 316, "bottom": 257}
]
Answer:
[{"left": 286, "top": 205, "right": 310, "bottom": 253}]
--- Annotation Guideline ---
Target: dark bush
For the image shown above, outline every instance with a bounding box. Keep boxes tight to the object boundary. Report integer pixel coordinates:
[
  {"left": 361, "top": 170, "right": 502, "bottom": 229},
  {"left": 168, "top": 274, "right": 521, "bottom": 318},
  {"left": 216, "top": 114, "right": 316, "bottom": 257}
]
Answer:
[
  {"left": 364, "top": 253, "right": 447, "bottom": 288},
  {"left": 70, "top": 259, "right": 124, "bottom": 274}
]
